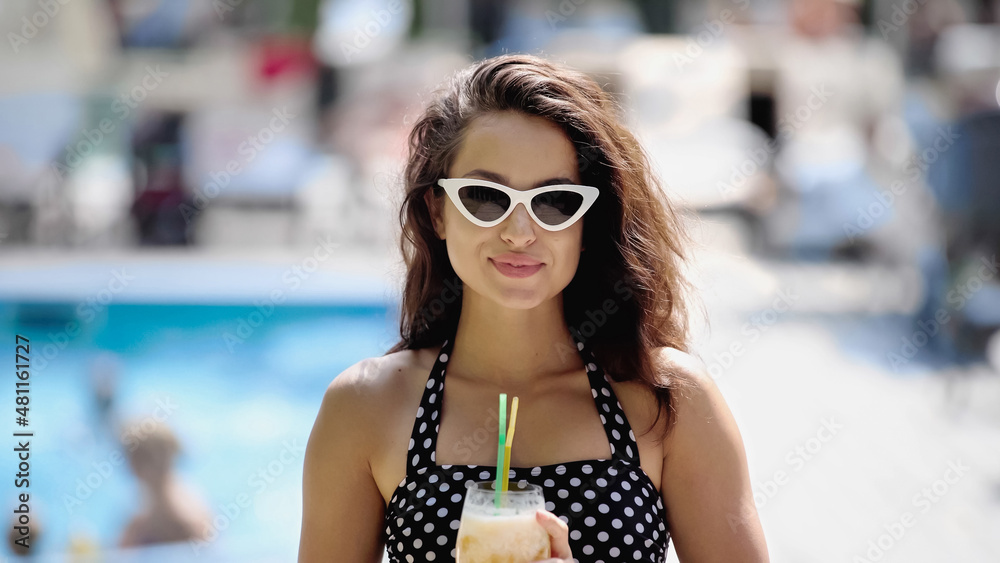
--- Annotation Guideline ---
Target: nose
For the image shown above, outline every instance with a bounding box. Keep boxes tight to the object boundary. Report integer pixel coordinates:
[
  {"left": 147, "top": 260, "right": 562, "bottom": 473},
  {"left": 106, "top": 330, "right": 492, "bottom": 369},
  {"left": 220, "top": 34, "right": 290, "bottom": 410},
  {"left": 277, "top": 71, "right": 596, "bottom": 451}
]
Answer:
[{"left": 500, "top": 202, "right": 536, "bottom": 244}]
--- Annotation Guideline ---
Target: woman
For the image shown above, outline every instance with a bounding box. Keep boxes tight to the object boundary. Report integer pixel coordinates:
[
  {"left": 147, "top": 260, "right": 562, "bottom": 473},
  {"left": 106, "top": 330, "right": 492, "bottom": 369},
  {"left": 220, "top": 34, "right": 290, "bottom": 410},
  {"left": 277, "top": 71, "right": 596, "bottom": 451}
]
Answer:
[{"left": 299, "top": 53, "right": 769, "bottom": 562}]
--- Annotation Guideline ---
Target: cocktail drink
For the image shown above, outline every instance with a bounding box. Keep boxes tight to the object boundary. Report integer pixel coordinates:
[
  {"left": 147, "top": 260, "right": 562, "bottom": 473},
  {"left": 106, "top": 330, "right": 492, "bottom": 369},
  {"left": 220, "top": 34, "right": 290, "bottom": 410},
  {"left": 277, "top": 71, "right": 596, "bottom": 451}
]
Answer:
[{"left": 456, "top": 481, "right": 550, "bottom": 563}]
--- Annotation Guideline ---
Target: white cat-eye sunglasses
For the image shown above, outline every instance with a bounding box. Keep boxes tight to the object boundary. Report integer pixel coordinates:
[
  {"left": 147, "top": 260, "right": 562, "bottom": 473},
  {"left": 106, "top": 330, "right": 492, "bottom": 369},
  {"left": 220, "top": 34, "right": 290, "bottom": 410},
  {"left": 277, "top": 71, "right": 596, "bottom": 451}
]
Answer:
[{"left": 436, "top": 178, "right": 600, "bottom": 232}]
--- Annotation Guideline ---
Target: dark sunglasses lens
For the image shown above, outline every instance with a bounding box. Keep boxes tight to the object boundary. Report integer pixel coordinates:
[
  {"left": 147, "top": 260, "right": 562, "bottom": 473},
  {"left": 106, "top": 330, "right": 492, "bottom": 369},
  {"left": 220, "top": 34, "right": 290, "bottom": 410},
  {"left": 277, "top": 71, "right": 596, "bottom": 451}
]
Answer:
[
  {"left": 458, "top": 185, "right": 510, "bottom": 221},
  {"left": 532, "top": 191, "right": 585, "bottom": 226}
]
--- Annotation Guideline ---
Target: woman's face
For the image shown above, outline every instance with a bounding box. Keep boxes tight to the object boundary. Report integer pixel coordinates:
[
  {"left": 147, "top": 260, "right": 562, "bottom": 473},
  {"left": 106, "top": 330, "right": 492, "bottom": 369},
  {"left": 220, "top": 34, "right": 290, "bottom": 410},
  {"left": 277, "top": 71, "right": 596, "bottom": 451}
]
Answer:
[{"left": 429, "top": 110, "right": 585, "bottom": 309}]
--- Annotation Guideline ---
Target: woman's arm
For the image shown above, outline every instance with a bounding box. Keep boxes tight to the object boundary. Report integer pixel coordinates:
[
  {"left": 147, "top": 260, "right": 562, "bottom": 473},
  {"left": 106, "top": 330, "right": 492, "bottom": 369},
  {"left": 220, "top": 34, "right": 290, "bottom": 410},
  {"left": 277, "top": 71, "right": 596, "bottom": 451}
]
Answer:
[
  {"left": 658, "top": 350, "right": 769, "bottom": 562},
  {"left": 299, "top": 360, "right": 388, "bottom": 563}
]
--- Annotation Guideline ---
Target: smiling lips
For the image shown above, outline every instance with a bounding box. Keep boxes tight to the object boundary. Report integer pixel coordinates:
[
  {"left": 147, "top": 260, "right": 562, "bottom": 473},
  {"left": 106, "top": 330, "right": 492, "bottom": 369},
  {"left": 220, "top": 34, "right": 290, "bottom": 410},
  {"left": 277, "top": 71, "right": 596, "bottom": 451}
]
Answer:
[
  {"left": 490, "top": 254, "right": 544, "bottom": 278},
  {"left": 491, "top": 253, "right": 543, "bottom": 266}
]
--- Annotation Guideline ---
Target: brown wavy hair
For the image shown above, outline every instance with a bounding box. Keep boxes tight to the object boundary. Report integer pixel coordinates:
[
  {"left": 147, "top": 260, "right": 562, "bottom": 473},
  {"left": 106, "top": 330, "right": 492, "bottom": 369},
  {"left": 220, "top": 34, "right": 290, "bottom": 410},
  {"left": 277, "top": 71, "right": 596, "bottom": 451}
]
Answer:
[{"left": 385, "top": 53, "right": 698, "bottom": 442}]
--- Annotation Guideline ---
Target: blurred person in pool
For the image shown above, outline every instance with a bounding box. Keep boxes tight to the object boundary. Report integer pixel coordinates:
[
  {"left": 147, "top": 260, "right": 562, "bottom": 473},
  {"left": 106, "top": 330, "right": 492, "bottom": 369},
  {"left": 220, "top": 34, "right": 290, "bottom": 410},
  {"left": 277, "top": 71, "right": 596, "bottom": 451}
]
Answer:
[
  {"left": 299, "top": 53, "right": 769, "bottom": 562},
  {"left": 118, "top": 420, "right": 212, "bottom": 547},
  {"left": 89, "top": 352, "right": 121, "bottom": 437}
]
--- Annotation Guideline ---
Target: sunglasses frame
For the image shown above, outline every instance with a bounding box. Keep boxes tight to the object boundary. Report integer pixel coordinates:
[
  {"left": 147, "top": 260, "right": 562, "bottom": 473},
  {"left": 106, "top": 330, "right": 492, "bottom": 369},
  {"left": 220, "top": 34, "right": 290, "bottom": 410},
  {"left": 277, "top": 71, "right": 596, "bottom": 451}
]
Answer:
[{"left": 436, "top": 178, "right": 600, "bottom": 232}]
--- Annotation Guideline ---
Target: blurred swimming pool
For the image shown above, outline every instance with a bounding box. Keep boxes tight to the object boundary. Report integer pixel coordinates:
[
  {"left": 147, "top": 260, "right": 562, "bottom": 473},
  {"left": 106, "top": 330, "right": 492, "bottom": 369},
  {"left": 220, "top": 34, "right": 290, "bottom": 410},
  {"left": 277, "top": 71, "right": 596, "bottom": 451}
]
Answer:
[{"left": 0, "top": 301, "right": 399, "bottom": 561}]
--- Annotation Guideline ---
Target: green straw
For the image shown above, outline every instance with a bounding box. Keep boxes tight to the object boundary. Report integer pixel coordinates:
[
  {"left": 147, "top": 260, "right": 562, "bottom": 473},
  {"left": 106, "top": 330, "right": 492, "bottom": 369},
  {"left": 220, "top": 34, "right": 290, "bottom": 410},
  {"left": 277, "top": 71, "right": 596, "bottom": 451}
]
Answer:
[{"left": 495, "top": 393, "right": 507, "bottom": 509}]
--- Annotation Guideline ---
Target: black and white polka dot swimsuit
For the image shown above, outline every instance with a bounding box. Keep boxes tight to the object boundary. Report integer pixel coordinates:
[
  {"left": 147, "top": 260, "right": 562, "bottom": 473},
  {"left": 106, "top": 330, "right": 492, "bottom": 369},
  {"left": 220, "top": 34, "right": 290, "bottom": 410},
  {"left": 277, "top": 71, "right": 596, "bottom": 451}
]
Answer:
[{"left": 382, "top": 330, "right": 671, "bottom": 562}]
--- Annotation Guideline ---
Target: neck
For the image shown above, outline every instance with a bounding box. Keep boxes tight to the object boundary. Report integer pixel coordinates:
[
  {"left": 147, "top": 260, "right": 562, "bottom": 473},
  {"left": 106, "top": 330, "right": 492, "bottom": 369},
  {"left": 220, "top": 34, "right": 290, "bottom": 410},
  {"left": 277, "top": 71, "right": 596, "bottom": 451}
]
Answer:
[
  {"left": 448, "top": 290, "right": 583, "bottom": 388},
  {"left": 143, "top": 473, "right": 175, "bottom": 504}
]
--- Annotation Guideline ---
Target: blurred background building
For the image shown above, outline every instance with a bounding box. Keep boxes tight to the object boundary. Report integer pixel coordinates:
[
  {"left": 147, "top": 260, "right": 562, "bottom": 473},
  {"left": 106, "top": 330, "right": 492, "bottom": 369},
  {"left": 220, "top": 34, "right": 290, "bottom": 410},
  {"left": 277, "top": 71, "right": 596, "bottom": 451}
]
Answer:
[{"left": 0, "top": 0, "right": 999, "bottom": 560}]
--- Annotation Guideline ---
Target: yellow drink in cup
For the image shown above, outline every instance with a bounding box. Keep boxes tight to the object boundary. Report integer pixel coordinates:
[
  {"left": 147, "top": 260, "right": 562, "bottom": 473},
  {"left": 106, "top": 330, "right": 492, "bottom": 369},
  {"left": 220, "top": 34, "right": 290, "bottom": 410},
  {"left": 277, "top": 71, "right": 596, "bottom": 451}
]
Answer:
[{"left": 456, "top": 481, "right": 550, "bottom": 563}]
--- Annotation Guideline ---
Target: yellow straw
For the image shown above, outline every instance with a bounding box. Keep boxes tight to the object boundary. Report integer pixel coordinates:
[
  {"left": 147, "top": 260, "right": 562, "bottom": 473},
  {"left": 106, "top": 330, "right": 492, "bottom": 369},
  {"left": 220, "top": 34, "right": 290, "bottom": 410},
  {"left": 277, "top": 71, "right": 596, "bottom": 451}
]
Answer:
[{"left": 501, "top": 397, "right": 519, "bottom": 493}]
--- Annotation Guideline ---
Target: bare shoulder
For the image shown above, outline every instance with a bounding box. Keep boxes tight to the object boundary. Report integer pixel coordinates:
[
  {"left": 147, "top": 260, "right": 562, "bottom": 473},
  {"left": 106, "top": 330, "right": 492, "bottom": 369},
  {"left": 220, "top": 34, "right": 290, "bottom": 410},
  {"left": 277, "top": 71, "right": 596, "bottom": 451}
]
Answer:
[
  {"left": 319, "top": 347, "right": 432, "bottom": 431},
  {"left": 606, "top": 346, "right": 713, "bottom": 449},
  {"left": 652, "top": 348, "right": 769, "bottom": 560},
  {"left": 323, "top": 352, "right": 401, "bottom": 403},
  {"left": 301, "top": 347, "right": 435, "bottom": 562},
  {"left": 652, "top": 347, "right": 744, "bottom": 458},
  {"left": 615, "top": 347, "right": 713, "bottom": 412},
  {"left": 650, "top": 346, "right": 712, "bottom": 389},
  {"left": 315, "top": 345, "right": 443, "bottom": 459}
]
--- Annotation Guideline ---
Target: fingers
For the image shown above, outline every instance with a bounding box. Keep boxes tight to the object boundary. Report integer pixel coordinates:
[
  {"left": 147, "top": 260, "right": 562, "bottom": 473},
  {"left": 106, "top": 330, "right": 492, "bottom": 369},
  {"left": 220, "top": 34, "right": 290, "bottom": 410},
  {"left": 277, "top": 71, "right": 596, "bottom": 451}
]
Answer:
[{"left": 535, "top": 509, "right": 573, "bottom": 561}]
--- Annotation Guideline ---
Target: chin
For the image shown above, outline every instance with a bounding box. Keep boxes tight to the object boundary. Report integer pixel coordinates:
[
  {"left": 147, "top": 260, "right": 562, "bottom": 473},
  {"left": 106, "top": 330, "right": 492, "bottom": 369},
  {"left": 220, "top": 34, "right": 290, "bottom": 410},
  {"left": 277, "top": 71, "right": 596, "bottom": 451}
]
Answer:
[{"left": 489, "top": 285, "right": 549, "bottom": 309}]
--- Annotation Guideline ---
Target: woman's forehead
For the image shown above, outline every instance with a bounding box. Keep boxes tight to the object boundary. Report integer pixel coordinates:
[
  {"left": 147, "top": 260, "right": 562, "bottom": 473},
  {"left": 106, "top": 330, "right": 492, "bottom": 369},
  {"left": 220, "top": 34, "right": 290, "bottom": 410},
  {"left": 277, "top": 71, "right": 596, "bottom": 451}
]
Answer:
[{"left": 450, "top": 112, "right": 580, "bottom": 184}]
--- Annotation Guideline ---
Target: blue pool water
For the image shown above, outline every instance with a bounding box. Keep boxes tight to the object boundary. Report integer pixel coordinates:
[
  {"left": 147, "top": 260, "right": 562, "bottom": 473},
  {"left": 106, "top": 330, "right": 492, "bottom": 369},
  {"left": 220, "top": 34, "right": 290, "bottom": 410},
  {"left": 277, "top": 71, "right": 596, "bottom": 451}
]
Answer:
[{"left": 0, "top": 301, "right": 399, "bottom": 560}]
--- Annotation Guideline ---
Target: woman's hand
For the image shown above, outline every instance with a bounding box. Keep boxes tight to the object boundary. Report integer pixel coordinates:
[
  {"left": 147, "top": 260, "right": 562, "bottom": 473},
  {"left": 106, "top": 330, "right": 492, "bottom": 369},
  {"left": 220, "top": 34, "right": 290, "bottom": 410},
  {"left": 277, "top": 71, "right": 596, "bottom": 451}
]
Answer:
[{"left": 533, "top": 509, "right": 574, "bottom": 562}]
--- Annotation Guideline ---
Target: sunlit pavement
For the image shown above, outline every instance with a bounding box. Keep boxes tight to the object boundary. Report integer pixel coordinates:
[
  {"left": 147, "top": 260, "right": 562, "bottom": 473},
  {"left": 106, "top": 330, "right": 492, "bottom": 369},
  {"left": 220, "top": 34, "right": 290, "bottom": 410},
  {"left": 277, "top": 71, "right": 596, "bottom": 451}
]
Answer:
[
  {"left": 686, "top": 318, "right": 1000, "bottom": 562},
  {"left": 675, "top": 220, "right": 1000, "bottom": 562}
]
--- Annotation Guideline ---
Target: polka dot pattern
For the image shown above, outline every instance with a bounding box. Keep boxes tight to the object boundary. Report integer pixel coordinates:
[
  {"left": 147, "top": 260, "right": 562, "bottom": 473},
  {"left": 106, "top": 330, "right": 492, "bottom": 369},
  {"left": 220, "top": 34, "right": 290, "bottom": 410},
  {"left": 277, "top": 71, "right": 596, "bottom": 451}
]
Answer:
[{"left": 383, "top": 332, "right": 671, "bottom": 562}]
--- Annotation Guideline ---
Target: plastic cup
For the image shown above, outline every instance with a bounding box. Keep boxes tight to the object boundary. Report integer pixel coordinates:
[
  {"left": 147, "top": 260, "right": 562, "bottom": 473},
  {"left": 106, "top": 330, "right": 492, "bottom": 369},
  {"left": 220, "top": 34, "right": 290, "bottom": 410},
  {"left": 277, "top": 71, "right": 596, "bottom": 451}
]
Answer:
[{"left": 456, "top": 480, "right": 551, "bottom": 563}]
